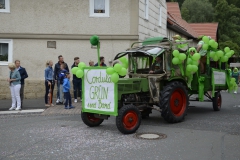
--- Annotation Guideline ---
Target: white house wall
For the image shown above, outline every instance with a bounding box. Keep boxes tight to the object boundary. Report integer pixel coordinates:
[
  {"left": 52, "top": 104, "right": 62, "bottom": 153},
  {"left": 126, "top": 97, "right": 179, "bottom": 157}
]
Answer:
[{"left": 138, "top": 0, "right": 167, "bottom": 41}]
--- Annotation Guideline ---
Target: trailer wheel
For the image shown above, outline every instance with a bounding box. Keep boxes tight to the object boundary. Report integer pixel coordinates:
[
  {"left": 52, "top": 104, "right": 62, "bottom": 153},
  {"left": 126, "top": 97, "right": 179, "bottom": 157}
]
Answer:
[
  {"left": 160, "top": 81, "right": 189, "bottom": 123},
  {"left": 116, "top": 105, "right": 141, "bottom": 134},
  {"left": 81, "top": 112, "right": 104, "bottom": 127},
  {"left": 212, "top": 92, "right": 221, "bottom": 111}
]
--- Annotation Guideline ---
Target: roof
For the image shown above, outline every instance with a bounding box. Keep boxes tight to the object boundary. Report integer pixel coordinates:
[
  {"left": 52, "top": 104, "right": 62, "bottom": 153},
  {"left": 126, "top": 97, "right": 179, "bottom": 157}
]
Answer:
[
  {"left": 167, "top": 2, "right": 182, "bottom": 18},
  {"left": 167, "top": 12, "right": 199, "bottom": 38},
  {"left": 189, "top": 23, "right": 219, "bottom": 41}
]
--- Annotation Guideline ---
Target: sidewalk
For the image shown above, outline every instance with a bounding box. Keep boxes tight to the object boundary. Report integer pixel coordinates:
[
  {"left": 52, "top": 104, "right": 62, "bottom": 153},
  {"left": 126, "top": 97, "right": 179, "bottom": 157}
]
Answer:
[{"left": 0, "top": 98, "right": 82, "bottom": 115}]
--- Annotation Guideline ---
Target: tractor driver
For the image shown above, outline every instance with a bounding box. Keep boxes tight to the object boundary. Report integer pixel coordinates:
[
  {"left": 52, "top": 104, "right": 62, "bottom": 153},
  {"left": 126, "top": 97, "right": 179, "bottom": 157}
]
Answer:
[{"left": 149, "top": 56, "right": 164, "bottom": 74}]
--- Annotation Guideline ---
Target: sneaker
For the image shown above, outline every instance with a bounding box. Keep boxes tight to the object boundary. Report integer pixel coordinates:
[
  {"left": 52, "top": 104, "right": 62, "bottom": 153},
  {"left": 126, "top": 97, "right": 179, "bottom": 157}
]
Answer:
[
  {"left": 9, "top": 106, "right": 16, "bottom": 111},
  {"left": 65, "top": 106, "right": 70, "bottom": 109},
  {"left": 56, "top": 102, "right": 63, "bottom": 105},
  {"left": 45, "top": 104, "right": 50, "bottom": 107},
  {"left": 234, "top": 91, "right": 237, "bottom": 94},
  {"left": 74, "top": 99, "right": 77, "bottom": 103},
  {"left": 56, "top": 99, "right": 60, "bottom": 103},
  {"left": 15, "top": 107, "right": 21, "bottom": 111},
  {"left": 50, "top": 104, "right": 54, "bottom": 107},
  {"left": 69, "top": 106, "right": 75, "bottom": 109}
]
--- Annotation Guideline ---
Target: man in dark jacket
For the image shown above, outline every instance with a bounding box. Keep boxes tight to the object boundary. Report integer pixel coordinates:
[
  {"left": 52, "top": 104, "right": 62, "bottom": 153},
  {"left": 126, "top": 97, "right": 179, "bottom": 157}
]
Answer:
[
  {"left": 94, "top": 56, "right": 107, "bottom": 67},
  {"left": 54, "top": 55, "right": 69, "bottom": 103},
  {"left": 149, "top": 56, "right": 164, "bottom": 74},
  {"left": 15, "top": 60, "right": 28, "bottom": 107},
  {"left": 71, "top": 57, "right": 82, "bottom": 103}
]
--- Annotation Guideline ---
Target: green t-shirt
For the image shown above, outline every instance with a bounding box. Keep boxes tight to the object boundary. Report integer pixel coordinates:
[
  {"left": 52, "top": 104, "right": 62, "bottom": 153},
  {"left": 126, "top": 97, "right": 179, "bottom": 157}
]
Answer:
[{"left": 198, "top": 41, "right": 207, "bottom": 56}]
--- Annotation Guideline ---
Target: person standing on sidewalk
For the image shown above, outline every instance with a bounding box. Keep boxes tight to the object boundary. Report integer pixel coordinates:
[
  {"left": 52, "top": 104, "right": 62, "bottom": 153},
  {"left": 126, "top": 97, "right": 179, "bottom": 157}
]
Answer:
[
  {"left": 8, "top": 63, "right": 21, "bottom": 111},
  {"left": 45, "top": 60, "right": 55, "bottom": 107},
  {"left": 54, "top": 55, "right": 69, "bottom": 104},
  {"left": 15, "top": 60, "right": 28, "bottom": 108},
  {"left": 94, "top": 56, "right": 107, "bottom": 67},
  {"left": 71, "top": 57, "right": 82, "bottom": 103},
  {"left": 56, "top": 63, "right": 67, "bottom": 105},
  {"left": 63, "top": 72, "right": 74, "bottom": 109}
]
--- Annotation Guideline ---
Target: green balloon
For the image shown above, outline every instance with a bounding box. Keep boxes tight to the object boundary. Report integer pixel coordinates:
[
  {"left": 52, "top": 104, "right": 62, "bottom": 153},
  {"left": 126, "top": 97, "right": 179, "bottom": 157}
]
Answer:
[
  {"left": 172, "top": 57, "right": 180, "bottom": 65},
  {"left": 202, "top": 44, "right": 209, "bottom": 50},
  {"left": 178, "top": 54, "right": 186, "bottom": 60},
  {"left": 202, "top": 36, "right": 209, "bottom": 44},
  {"left": 226, "top": 52, "right": 232, "bottom": 58},
  {"left": 76, "top": 70, "right": 84, "bottom": 78},
  {"left": 230, "top": 50, "right": 235, "bottom": 55},
  {"left": 71, "top": 67, "right": 79, "bottom": 75},
  {"left": 187, "top": 58, "right": 192, "bottom": 65},
  {"left": 119, "top": 57, "right": 127, "bottom": 63},
  {"left": 90, "top": 35, "right": 99, "bottom": 46},
  {"left": 210, "top": 51, "right": 215, "bottom": 58},
  {"left": 186, "top": 65, "right": 192, "bottom": 72},
  {"left": 111, "top": 73, "right": 119, "bottom": 83},
  {"left": 192, "top": 53, "right": 201, "bottom": 61},
  {"left": 224, "top": 47, "right": 230, "bottom": 53},
  {"left": 216, "top": 51, "right": 224, "bottom": 57},
  {"left": 221, "top": 56, "right": 228, "bottom": 62},
  {"left": 192, "top": 65, "right": 198, "bottom": 72},
  {"left": 78, "top": 62, "right": 86, "bottom": 69},
  {"left": 213, "top": 42, "right": 218, "bottom": 49},
  {"left": 213, "top": 55, "right": 219, "bottom": 61},
  {"left": 106, "top": 67, "right": 115, "bottom": 75},
  {"left": 209, "top": 39, "right": 215, "bottom": 47},
  {"left": 192, "top": 60, "right": 199, "bottom": 66},
  {"left": 119, "top": 68, "right": 127, "bottom": 76},
  {"left": 173, "top": 50, "right": 180, "bottom": 57},
  {"left": 122, "top": 62, "right": 128, "bottom": 69},
  {"left": 113, "top": 63, "right": 122, "bottom": 73}
]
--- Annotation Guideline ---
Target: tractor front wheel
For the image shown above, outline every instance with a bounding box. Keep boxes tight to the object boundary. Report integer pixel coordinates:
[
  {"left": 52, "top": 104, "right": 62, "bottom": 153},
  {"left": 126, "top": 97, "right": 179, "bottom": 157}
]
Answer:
[
  {"left": 81, "top": 112, "right": 104, "bottom": 127},
  {"left": 212, "top": 92, "right": 222, "bottom": 111},
  {"left": 160, "top": 81, "right": 189, "bottom": 123},
  {"left": 116, "top": 105, "right": 141, "bottom": 134}
]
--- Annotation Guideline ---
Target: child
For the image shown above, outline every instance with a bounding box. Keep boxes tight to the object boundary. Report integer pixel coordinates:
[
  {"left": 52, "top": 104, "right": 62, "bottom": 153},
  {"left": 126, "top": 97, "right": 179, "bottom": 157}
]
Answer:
[
  {"left": 89, "top": 60, "right": 94, "bottom": 66},
  {"left": 63, "top": 72, "right": 74, "bottom": 109},
  {"left": 57, "top": 63, "right": 67, "bottom": 105}
]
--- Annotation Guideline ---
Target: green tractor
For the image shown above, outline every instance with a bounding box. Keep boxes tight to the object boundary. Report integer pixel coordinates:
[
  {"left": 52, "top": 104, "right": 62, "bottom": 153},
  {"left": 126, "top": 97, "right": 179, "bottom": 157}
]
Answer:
[{"left": 81, "top": 37, "right": 230, "bottom": 134}]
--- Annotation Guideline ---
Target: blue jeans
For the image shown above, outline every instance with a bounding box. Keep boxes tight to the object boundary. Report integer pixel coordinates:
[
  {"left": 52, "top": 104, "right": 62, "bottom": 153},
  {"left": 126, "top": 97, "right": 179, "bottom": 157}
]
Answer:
[
  {"left": 72, "top": 79, "right": 82, "bottom": 99},
  {"left": 64, "top": 92, "right": 72, "bottom": 107}
]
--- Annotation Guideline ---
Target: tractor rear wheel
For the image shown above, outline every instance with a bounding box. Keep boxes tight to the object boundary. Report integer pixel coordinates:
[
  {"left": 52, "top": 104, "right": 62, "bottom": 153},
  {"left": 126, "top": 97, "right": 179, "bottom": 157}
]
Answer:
[
  {"left": 160, "top": 81, "right": 189, "bottom": 123},
  {"left": 81, "top": 112, "right": 104, "bottom": 127},
  {"left": 212, "top": 92, "right": 221, "bottom": 111},
  {"left": 116, "top": 105, "right": 141, "bottom": 134}
]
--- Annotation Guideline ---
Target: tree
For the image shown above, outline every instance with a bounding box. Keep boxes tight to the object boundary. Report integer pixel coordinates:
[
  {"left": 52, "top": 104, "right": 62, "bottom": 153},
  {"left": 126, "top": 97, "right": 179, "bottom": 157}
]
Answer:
[
  {"left": 214, "top": 0, "right": 240, "bottom": 54},
  {"left": 181, "top": 0, "right": 214, "bottom": 23}
]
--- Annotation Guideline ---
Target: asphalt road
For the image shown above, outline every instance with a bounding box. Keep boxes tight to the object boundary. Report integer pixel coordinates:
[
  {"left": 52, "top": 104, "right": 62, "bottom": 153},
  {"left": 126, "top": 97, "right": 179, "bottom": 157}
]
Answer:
[{"left": 0, "top": 91, "right": 240, "bottom": 160}]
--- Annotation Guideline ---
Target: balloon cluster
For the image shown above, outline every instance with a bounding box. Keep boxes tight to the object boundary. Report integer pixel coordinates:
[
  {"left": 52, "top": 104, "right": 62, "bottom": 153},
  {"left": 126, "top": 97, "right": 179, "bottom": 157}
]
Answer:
[
  {"left": 172, "top": 50, "right": 186, "bottom": 65},
  {"left": 71, "top": 62, "right": 86, "bottom": 78},
  {"left": 209, "top": 47, "right": 235, "bottom": 62},
  {"left": 106, "top": 57, "right": 128, "bottom": 83},
  {"left": 201, "top": 36, "right": 234, "bottom": 62},
  {"left": 186, "top": 48, "right": 201, "bottom": 76}
]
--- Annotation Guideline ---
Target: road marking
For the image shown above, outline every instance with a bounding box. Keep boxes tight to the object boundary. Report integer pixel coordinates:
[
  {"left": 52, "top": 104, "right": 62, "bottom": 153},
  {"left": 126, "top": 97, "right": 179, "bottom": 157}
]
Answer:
[
  {"left": 233, "top": 105, "right": 240, "bottom": 108},
  {"left": 0, "top": 109, "right": 45, "bottom": 114}
]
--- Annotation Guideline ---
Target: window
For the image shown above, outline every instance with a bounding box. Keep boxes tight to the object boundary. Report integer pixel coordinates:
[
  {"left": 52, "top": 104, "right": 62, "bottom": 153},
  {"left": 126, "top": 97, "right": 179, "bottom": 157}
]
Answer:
[
  {"left": 0, "top": 39, "right": 13, "bottom": 65},
  {"left": 89, "top": 0, "right": 109, "bottom": 17},
  {"left": 144, "top": 0, "right": 149, "bottom": 20},
  {"left": 0, "top": 0, "right": 10, "bottom": 13},
  {"left": 159, "top": 4, "right": 162, "bottom": 26}
]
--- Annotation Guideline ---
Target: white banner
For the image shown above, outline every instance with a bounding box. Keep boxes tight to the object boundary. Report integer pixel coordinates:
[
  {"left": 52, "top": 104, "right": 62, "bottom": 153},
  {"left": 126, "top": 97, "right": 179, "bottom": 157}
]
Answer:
[
  {"left": 213, "top": 71, "right": 226, "bottom": 85},
  {"left": 83, "top": 69, "right": 115, "bottom": 113}
]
